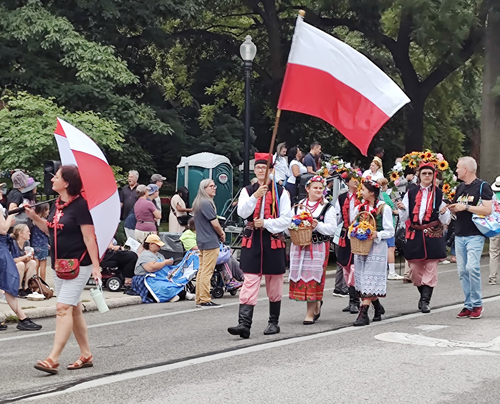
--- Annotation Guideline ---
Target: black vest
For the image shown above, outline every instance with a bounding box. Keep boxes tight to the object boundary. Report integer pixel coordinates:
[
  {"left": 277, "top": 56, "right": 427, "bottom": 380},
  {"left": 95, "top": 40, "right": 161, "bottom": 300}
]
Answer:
[{"left": 404, "top": 186, "right": 446, "bottom": 261}]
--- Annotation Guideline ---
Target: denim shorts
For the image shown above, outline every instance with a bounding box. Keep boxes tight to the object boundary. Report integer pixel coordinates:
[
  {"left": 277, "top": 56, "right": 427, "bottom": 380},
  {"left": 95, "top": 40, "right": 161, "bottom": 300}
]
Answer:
[
  {"left": 386, "top": 236, "right": 395, "bottom": 248},
  {"left": 34, "top": 245, "right": 49, "bottom": 261}
]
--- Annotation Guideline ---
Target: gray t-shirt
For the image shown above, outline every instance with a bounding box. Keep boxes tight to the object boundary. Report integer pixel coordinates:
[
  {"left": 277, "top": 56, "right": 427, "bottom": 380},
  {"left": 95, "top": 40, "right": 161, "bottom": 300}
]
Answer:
[
  {"left": 194, "top": 199, "right": 219, "bottom": 251},
  {"left": 135, "top": 250, "right": 165, "bottom": 276},
  {"left": 303, "top": 153, "right": 317, "bottom": 172}
]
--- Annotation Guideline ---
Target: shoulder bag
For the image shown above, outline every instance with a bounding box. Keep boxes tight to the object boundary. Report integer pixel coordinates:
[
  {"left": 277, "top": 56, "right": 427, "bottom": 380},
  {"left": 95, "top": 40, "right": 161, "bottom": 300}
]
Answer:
[
  {"left": 53, "top": 197, "right": 87, "bottom": 280},
  {"left": 472, "top": 182, "right": 500, "bottom": 238}
]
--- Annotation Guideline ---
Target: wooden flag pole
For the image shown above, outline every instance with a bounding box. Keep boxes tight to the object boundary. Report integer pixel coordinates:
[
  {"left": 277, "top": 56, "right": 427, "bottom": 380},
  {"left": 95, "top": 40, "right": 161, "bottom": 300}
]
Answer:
[{"left": 263, "top": 109, "right": 282, "bottom": 183}]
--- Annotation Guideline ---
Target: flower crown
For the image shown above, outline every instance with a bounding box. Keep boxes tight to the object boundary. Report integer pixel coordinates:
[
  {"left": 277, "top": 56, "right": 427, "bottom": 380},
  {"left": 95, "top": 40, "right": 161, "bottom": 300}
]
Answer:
[
  {"left": 306, "top": 175, "right": 327, "bottom": 188},
  {"left": 363, "top": 177, "right": 380, "bottom": 188}
]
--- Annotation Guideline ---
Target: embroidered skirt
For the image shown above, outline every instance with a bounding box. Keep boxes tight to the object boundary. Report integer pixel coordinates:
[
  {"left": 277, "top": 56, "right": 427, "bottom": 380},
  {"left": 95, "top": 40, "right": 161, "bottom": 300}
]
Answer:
[
  {"left": 354, "top": 240, "right": 388, "bottom": 298},
  {"left": 289, "top": 242, "right": 330, "bottom": 302}
]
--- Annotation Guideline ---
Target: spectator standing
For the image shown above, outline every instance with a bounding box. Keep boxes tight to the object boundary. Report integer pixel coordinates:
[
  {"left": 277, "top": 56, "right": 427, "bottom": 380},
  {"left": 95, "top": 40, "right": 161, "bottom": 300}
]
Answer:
[
  {"left": 285, "top": 146, "right": 307, "bottom": 202},
  {"left": 7, "top": 171, "right": 29, "bottom": 211},
  {"left": 169, "top": 187, "right": 192, "bottom": 233},
  {"left": 32, "top": 203, "right": 50, "bottom": 282},
  {"left": 134, "top": 185, "right": 161, "bottom": 246},
  {"left": 373, "top": 147, "right": 385, "bottom": 174},
  {"left": 448, "top": 157, "right": 493, "bottom": 319},
  {"left": 150, "top": 173, "right": 166, "bottom": 226},
  {"left": 26, "top": 165, "right": 101, "bottom": 374},
  {"left": 362, "top": 160, "right": 384, "bottom": 182},
  {"left": 120, "top": 170, "right": 139, "bottom": 221},
  {"left": 303, "top": 142, "right": 322, "bottom": 174},
  {"left": 489, "top": 176, "right": 500, "bottom": 285},
  {"left": 273, "top": 142, "right": 289, "bottom": 187},
  {"left": 192, "top": 179, "right": 225, "bottom": 308}
]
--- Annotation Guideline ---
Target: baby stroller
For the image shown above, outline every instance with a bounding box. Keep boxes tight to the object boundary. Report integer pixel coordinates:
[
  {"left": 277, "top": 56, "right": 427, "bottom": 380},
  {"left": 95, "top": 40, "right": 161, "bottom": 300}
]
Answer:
[{"left": 211, "top": 263, "right": 240, "bottom": 299}]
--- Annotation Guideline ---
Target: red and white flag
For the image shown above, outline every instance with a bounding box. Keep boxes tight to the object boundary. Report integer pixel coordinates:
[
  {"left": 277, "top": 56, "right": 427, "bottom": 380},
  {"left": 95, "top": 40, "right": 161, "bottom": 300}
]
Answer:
[{"left": 278, "top": 15, "right": 410, "bottom": 155}]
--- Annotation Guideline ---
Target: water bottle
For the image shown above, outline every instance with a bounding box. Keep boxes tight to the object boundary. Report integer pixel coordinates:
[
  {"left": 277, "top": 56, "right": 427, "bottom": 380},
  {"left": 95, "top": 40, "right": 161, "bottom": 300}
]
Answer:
[
  {"left": 90, "top": 279, "right": 109, "bottom": 314},
  {"left": 24, "top": 241, "right": 34, "bottom": 258}
]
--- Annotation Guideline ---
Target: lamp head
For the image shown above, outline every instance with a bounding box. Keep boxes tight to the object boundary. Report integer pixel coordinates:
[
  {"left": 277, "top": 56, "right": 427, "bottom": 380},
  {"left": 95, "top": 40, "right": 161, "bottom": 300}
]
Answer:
[{"left": 240, "top": 35, "right": 257, "bottom": 61}]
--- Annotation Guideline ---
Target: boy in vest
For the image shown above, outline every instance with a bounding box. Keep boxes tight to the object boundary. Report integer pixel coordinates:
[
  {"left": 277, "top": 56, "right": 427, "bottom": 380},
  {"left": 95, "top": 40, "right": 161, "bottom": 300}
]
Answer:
[{"left": 228, "top": 153, "right": 292, "bottom": 339}]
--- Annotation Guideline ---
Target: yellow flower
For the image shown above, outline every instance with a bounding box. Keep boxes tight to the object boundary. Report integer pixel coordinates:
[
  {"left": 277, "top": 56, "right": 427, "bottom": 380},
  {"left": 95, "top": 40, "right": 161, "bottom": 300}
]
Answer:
[
  {"left": 390, "top": 172, "right": 399, "bottom": 181},
  {"left": 408, "top": 160, "right": 417, "bottom": 168},
  {"left": 438, "top": 160, "right": 449, "bottom": 171},
  {"left": 424, "top": 152, "right": 433, "bottom": 160},
  {"left": 442, "top": 183, "right": 451, "bottom": 194}
]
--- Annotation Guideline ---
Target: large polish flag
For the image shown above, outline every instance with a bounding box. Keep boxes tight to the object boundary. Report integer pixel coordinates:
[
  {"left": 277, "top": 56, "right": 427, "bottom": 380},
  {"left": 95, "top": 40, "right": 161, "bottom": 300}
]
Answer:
[{"left": 278, "top": 15, "right": 410, "bottom": 155}]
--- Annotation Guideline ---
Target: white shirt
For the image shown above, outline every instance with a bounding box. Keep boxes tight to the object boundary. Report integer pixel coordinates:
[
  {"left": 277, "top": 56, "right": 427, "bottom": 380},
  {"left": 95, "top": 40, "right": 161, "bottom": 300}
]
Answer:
[
  {"left": 287, "top": 160, "right": 307, "bottom": 184},
  {"left": 273, "top": 154, "right": 289, "bottom": 183},
  {"left": 362, "top": 170, "right": 384, "bottom": 182},
  {"left": 335, "top": 192, "right": 357, "bottom": 225},
  {"left": 289, "top": 199, "right": 337, "bottom": 236},
  {"left": 352, "top": 200, "right": 395, "bottom": 243},
  {"left": 399, "top": 186, "right": 451, "bottom": 225},
  {"left": 237, "top": 187, "right": 292, "bottom": 234}
]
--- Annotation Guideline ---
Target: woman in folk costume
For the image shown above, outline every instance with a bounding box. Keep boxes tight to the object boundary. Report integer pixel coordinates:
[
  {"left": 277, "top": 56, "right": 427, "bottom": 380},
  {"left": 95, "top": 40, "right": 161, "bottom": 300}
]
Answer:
[
  {"left": 352, "top": 178, "right": 395, "bottom": 326},
  {"left": 397, "top": 162, "right": 450, "bottom": 313},
  {"left": 289, "top": 176, "right": 336, "bottom": 324},
  {"left": 335, "top": 172, "right": 361, "bottom": 314},
  {"left": 228, "top": 153, "right": 292, "bottom": 339}
]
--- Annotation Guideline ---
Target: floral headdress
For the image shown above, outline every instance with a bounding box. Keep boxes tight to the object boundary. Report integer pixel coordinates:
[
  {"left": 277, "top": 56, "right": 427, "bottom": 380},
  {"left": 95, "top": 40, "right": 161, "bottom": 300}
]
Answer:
[
  {"left": 363, "top": 177, "right": 381, "bottom": 189},
  {"left": 388, "top": 150, "right": 457, "bottom": 200},
  {"left": 306, "top": 175, "right": 327, "bottom": 188}
]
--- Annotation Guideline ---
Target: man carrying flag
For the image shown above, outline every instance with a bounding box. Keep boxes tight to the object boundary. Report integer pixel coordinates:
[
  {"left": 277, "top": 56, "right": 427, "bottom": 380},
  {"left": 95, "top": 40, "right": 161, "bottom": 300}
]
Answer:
[{"left": 228, "top": 153, "right": 292, "bottom": 339}]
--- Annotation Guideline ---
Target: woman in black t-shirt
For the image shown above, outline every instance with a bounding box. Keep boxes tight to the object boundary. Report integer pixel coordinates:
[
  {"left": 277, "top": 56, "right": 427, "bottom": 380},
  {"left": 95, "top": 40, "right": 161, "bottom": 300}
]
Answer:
[{"left": 26, "top": 165, "right": 101, "bottom": 375}]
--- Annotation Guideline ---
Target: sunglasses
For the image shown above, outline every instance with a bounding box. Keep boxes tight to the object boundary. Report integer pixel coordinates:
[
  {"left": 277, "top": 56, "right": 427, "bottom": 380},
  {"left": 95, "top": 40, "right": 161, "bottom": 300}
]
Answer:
[{"left": 206, "top": 184, "right": 217, "bottom": 189}]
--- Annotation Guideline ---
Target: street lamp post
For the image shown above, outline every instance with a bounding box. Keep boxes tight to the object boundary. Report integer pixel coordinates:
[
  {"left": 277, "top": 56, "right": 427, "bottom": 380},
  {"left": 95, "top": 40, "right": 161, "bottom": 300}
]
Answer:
[{"left": 240, "top": 35, "right": 257, "bottom": 186}]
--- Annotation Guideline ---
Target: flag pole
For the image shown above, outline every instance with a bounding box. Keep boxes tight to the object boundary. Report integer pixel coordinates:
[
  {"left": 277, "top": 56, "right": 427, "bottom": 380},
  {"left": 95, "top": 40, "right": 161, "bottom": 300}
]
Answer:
[
  {"left": 262, "top": 9, "right": 305, "bottom": 181},
  {"left": 263, "top": 108, "right": 282, "bottom": 182}
]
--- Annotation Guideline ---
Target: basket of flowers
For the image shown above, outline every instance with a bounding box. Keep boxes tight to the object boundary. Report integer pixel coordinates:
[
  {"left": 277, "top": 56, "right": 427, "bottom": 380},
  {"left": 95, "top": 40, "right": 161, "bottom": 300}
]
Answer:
[
  {"left": 289, "top": 205, "right": 314, "bottom": 246},
  {"left": 349, "top": 211, "right": 376, "bottom": 255}
]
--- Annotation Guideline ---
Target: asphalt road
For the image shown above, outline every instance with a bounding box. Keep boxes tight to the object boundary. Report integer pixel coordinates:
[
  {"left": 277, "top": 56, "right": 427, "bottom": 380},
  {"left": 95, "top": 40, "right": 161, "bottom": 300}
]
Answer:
[{"left": 2, "top": 258, "right": 500, "bottom": 404}]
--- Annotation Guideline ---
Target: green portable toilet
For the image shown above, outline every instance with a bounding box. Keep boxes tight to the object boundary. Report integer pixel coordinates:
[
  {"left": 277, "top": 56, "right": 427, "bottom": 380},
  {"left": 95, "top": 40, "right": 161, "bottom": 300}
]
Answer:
[{"left": 176, "top": 153, "right": 233, "bottom": 215}]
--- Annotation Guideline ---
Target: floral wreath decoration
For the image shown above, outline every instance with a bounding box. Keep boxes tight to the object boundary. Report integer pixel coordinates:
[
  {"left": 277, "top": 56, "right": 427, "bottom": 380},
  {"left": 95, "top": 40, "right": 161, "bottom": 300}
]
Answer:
[
  {"left": 306, "top": 175, "right": 327, "bottom": 188},
  {"left": 388, "top": 150, "right": 458, "bottom": 201}
]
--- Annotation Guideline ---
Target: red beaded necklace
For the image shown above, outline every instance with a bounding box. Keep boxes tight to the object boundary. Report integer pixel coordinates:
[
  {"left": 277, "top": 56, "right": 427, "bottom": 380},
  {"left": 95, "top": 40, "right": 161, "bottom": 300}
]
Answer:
[
  {"left": 55, "top": 195, "right": 79, "bottom": 210},
  {"left": 304, "top": 198, "right": 322, "bottom": 214}
]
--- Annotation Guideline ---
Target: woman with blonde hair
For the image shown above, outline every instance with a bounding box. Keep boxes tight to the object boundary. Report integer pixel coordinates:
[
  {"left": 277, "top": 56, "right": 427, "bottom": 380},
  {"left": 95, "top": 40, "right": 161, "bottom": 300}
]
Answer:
[
  {"left": 10, "top": 224, "right": 37, "bottom": 297},
  {"left": 362, "top": 160, "right": 384, "bottom": 182},
  {"left": 192, "top": 179, "right": 225, "bottom": 308}
]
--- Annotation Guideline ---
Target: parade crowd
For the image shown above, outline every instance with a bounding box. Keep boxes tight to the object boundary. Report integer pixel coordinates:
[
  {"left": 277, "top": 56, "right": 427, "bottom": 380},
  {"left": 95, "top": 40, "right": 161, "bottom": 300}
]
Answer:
[{"left": 0, "top": 144, "right": 498, "bottom": 375}]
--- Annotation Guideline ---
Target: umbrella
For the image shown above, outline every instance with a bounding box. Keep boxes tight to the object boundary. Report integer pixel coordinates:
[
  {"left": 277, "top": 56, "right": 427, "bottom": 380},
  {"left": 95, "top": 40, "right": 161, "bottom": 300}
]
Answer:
[{"left": 54, "top": 118, "right": 120, "bottom": 258}]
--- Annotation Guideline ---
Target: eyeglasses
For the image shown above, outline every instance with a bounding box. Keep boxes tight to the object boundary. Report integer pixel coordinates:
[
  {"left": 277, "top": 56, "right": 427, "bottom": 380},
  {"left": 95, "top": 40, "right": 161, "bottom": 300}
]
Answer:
[
  {"left": 255, "top": 166, "right": 267, "bottom": 171},
  {"left": 206, "top": 184, "right": 217, "bottom": 189},
  {"left": 421, "top": 172, "right": 433, "bottom": 176}
]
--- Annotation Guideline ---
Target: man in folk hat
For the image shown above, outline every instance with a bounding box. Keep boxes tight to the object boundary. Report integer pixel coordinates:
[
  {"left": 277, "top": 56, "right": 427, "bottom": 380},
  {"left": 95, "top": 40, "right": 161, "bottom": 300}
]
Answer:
[
  {"left": 397, "top": 162, "right": 450, "bottom": 313},
  {"left": 488, "top": 176, "right": 500, "bottom": 285},
  {"left": 228, "top": 153, "right": 292, "bottom": 339}
]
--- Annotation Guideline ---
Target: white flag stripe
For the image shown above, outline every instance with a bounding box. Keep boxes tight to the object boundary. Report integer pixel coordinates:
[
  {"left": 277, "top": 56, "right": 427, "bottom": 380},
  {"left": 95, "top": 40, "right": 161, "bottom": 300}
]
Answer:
[
  {"left": 288, "top": 18, "right": 410, "bottom": 117},
  {"left": 58, "top": 119, "right": 108, "bottom": 163}
]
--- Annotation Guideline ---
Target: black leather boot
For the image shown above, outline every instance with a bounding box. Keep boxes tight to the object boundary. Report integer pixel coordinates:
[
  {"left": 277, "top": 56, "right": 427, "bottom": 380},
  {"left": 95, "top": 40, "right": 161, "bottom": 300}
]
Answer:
[
  {"left": 372, "top": 298, "right": 385, "bottom": 321},
  {"left": 263, "top": 301, "right": 281, "bottom": 335},
  {"left": 417, "top": 285, "right": 423, "bottom": 310},
  {"left": 343, "top": 286, "right": 359, "bottom": 313},
  {"left": 420, "top": 286, "right": 433, "bottom": 313},
  {"left": 353, "top": 304, "right": 370, "bottom": 326},
  {"left": 228, "top": 304, "right": 254, "bottom": 339}
]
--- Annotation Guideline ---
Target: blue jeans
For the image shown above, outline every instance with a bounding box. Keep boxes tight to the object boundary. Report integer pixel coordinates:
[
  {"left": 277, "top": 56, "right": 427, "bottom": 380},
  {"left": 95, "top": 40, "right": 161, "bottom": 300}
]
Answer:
[{"left": 455, "top": 235, "right": 485, "bottom": 309}]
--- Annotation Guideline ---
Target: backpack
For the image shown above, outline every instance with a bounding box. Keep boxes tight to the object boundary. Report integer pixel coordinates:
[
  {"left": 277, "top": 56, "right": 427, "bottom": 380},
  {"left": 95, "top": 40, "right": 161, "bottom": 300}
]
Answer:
[{"left": 27, "top": 276, "right": 54, "bottom": 299}]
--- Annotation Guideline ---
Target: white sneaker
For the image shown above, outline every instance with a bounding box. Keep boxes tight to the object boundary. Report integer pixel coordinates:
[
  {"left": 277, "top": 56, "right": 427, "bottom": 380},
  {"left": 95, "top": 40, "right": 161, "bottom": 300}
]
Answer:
[
  {"left": 168, "top": 295, "right": 180, "bottom": 303},
  {"left": 185, "top": 292, "right": 195, "bottom": 301},
  {"left": 441, "top": 260, "right": 451, "bottom": 265},
  {"left": 387, "top": 273, "right": 404, "bottom": 280}
]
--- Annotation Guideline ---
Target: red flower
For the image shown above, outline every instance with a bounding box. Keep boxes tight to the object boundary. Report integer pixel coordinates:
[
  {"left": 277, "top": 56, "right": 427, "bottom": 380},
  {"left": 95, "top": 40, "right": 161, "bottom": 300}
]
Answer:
[
  {"left": 58, "top": 260, "right": 69, "bottom": 270},
  {"left": 341, "top": 172, "right": 348, "bottom": 179}
]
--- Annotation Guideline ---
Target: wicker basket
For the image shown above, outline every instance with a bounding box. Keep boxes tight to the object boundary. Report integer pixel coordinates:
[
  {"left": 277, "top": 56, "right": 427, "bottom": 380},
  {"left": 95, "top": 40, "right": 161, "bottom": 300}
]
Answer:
[
  {"left": 289, "top": 204, "right": 313, "bottom": 246},
  {"left": 350, "top": 211, "right": 376, "bottom": 256}
]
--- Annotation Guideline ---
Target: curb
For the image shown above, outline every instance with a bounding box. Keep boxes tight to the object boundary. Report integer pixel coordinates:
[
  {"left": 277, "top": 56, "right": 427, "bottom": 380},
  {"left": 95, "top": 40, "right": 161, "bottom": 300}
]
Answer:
[{"left": 0, "top": 296, "right": 142, "bottom": 321}]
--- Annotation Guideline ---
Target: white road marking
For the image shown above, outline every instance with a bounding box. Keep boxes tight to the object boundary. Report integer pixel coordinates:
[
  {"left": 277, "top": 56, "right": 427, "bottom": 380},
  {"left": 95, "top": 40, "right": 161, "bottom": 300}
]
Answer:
[
  {"left": 16, "top": 294, "right": 500, "bottom": 402},
  {"left": 415, "top": 325, "right": 449, "bottom": 332},
  {"left": 437, "top": 349, "right": 499, "bottom": 356},
  {"left": 375, "top": 332, "right": 500, "bottom": 351}
]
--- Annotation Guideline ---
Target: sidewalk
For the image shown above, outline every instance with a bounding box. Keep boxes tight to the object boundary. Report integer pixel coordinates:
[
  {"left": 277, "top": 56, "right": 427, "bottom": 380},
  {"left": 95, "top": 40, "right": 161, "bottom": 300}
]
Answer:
[{"left": 0, "top": 262, "right": 140, "bottom": 321}]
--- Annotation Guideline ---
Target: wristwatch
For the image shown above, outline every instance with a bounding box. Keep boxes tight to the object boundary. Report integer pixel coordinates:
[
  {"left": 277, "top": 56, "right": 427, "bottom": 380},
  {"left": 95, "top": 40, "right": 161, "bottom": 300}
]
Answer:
[{"left": 466, "top": 205, "right": 470, "bottom": 211}]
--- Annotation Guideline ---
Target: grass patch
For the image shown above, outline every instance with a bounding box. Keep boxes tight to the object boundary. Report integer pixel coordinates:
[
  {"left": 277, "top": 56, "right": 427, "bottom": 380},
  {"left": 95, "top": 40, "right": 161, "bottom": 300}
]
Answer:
[
  {"left": 81, "top": 299, "right": 90, "bottom": 303},
  {"left": 21, "top": 306, "right": 36, "bottom": 310},
  {"left": 5, "top": 315, "right": 19, "bottom": 323}
]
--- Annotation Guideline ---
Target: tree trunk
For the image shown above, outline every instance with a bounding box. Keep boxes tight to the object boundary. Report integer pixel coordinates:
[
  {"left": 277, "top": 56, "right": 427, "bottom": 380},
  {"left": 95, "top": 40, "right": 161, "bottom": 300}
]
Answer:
[
  {"left": 480, "top": 6, "right": 500, "bottom": 183},
  {"left": 405, "top": 96, "right": 425, "bottom": 153}
]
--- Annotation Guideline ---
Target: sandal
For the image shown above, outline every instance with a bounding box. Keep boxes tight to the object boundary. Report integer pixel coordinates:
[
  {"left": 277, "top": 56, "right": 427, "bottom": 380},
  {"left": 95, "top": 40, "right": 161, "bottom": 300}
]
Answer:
[
  {"left": 34, "top": 358, "right": 59, "bottom": 375},
  {"left": 67, "top": 354, "right": 93, "bottom": 370}
]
